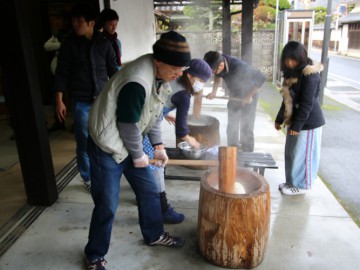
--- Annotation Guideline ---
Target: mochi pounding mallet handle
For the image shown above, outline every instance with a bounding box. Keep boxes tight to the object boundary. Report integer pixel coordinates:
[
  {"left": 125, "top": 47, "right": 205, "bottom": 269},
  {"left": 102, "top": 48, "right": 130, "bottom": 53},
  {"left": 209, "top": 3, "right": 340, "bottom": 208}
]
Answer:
[{"left": 218, "top": 146, "right": 237, "bottom": 193}]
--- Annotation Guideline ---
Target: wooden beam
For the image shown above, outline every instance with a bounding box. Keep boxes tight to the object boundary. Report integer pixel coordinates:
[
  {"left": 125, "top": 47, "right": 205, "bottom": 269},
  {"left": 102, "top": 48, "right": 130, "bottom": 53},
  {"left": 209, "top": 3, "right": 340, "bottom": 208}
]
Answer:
[
  {"left": 150, "top": 159, "right": 219, "bottom": 167},
  {"left": 222, "top": 0, "right": 231, "bottom": 55},
  {"left": 230, "top": 10, "right": 242, "bottom": 16},
  {"left": 241, "top": 0, "right": 254, "bottom": 65},
  {"left": 154, "top": 1, "right": 244, "bottom": 7},
  {"left": 1, "top": 0, "right": 58, "bottom": 206}
]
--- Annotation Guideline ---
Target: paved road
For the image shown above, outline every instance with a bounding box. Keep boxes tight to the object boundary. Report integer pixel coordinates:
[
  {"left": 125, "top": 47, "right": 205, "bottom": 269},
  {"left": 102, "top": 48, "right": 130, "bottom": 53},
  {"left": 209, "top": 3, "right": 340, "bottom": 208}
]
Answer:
[
  {"left": 311, "top": 50, "right": 360, "bottom": 90},
  {"left": 318, "top": 99, "right": 360, "bottom": 225},
  {"left": 309, "top": 51, "right": 360, "bottom": 225},
  {"left": 310, "top": 51, "right": 360, "bottom": 112}
]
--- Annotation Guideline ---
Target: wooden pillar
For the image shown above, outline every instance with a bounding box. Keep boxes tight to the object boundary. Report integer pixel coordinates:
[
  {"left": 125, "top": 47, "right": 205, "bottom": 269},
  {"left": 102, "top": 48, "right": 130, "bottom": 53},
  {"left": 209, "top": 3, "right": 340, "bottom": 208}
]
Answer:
[
  {"left": 222, "top": 0, "right": 231, "bottom": 55},
  {"left": 241, "top": 0, "right": 254, "bottom": 65},
  {"left": 1, "top": 0, "right": 58, "bottom": 205},
  {"left": 104, "top": 0, "right": 111, "bottom": 9},
  {"left": 192, "top": 91, "right": 202, "bottom": 118},
  {"left": 218, "top": 147, "right": 237, "bottom": 193}
]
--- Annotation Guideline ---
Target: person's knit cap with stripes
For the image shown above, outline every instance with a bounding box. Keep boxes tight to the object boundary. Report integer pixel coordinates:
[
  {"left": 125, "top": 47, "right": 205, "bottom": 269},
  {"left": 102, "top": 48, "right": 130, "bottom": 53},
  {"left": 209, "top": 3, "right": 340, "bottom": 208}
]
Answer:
[{"left": 153, "top": 31, "right": 191, "bottom": 67}]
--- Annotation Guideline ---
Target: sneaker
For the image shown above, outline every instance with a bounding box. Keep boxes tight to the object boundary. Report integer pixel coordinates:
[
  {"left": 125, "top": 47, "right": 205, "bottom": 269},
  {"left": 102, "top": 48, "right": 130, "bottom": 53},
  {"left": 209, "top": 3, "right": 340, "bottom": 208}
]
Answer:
[
  {"left": 281, "top": 186, "right": 306, "bottom": 195},
  {"left": 86, "top": 258, "right": 107, "bottom": 270},
  {"left": 163, "top": 205, "right": 185, "bottom": 224},
  {"left": 83, "top": 180, "right": 91, "bottom": 193},
  {"left": 150, "top": 232, "right": 185, "bottom": 247},
  {"left": 278, "top": 182, "right": 290, "bottom": 190}
]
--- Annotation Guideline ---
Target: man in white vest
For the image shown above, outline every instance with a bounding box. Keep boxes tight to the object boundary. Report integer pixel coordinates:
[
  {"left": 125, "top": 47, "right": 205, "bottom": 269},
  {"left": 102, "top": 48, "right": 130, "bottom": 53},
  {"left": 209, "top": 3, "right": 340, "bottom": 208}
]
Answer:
[{"left": 84, "top": 31, "right": 191, "bottom": 270}]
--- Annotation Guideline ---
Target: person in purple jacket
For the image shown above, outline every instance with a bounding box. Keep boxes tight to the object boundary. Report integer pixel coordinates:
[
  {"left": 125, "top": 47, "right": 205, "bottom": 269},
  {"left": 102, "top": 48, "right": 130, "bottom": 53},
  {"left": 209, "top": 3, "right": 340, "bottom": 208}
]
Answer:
[{"left": 143, "top": 59, "right": 212, "bottom": 224}]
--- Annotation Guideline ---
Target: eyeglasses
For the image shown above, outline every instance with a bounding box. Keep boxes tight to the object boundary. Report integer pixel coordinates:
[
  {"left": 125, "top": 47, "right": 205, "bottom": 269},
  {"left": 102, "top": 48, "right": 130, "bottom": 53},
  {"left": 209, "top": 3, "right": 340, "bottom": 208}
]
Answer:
[{"left": 169, "top": 65, "right": 189, "bottom": 72}]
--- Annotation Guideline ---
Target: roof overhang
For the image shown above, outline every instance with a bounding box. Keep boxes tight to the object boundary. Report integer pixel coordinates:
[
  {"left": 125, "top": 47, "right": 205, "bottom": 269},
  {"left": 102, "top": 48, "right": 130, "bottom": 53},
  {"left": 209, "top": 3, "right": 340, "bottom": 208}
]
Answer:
[
  {"left": 154, "top": 1, "right": 244, "bottom": 7},
  {"left": 338, "top": 12, "right": 360, "bottom": 24}
]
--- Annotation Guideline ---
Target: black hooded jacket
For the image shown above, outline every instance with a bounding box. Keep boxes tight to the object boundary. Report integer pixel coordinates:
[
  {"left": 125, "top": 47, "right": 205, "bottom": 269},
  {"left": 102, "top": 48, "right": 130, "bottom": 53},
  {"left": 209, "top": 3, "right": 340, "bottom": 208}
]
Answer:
[
  {"left": 55, "top": 31, "right": 118, "bottom": 102},
  {"left": 275, "top": 63, "right": 326, "bottom": 132}
]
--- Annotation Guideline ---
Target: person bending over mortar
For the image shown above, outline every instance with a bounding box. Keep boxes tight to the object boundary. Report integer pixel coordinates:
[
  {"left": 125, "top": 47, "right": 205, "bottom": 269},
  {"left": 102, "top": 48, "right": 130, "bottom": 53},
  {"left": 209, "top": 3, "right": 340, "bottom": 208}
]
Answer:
[
  {"left": 204, "top": 51, "right": 265, "bottom": 152},
  {"left": 85, "top": 31, "right": 191, "bottom": 270}
]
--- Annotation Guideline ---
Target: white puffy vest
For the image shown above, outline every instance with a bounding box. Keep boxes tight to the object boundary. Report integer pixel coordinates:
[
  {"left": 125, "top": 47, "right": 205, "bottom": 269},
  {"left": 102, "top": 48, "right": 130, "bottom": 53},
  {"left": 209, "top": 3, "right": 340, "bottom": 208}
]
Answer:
[{"left": 88, "top": 54, "right": 172, "bottom": 163}]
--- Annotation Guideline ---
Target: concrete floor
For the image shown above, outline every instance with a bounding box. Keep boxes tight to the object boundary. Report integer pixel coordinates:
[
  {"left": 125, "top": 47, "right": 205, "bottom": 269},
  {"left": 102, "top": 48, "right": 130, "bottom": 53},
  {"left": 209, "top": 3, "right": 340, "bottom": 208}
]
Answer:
[
  {"left": 1, "top": 90, "right": 360, "bottom": 269},
  {"left": 0, "top": 110, "right": 76, "bottom": 227}
]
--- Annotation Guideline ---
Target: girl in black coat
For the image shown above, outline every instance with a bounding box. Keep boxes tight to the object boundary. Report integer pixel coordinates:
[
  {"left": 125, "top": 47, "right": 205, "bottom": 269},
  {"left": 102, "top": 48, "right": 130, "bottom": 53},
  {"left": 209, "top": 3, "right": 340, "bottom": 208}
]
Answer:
[{"left": 275, "top": 41, "right": 325, "bottom": 196}]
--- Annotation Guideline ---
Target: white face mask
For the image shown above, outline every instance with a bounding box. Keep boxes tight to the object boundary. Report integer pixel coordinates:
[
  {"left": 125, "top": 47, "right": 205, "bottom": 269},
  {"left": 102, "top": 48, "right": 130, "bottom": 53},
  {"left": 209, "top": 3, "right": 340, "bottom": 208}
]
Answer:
[{"left": 192, "top": 80, "right": 204, "bottom": 93}]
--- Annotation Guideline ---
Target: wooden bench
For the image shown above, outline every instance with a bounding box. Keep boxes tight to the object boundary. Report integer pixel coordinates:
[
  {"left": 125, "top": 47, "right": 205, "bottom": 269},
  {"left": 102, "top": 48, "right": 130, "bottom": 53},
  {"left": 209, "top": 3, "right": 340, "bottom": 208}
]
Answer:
[
  {"left": 236, "top": 152, "right": 278, "bottom": 176},
  {"left": 164, "top": 148, "right": 277, "bottom": 180}
]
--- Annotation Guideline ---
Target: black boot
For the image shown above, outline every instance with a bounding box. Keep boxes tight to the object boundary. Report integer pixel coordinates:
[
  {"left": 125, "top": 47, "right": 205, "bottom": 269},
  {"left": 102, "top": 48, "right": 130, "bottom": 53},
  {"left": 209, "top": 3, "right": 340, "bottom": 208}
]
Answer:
[
  {"left": 159, "top": 191, "right": 169, "bottom": 213},
  {"left": 160, "top": 192, "right": 185, "bottom": 224}
]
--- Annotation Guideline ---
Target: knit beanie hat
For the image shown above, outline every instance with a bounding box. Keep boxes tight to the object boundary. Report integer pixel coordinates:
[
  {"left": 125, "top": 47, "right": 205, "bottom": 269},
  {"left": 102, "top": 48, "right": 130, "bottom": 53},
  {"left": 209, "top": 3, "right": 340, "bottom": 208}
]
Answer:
[
  {"left": 153, "top": 31, "right": 191, "bottom": 67},
  {"left": 203, "top": 51, "right": 223, "bottom": 70},
  {"left": 187, "top": 59, "right": 212, "bottom": 82}
]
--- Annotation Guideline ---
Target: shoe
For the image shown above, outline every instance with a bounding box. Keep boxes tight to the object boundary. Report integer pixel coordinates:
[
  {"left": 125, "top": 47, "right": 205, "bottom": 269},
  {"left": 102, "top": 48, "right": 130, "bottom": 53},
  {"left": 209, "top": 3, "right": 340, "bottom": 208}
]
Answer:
[
  {"left": 150, "top": 232, "right": 185, "bottom": 247},
  {"left": 86, "top": 258, "right": 107, "bottom": 270},
  {"left": 83, "top": 180, "right": 91, "bottom": 193},
  {"left": 163, "top": 205, "right": 185, "bottom": 224},
  {"left": 281, "top": 186, "right": 306, "bottom": 195},
  {"left": 278, "top": 182, "right": 290, "bottom": 190}
]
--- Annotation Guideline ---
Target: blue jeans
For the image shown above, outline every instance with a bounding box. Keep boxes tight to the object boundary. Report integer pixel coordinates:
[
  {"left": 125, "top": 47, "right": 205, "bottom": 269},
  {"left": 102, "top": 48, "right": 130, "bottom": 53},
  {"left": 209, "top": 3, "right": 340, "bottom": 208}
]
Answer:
[
  {"left": 143, "top": 135, "right": 165, "bottom": 193},
  {"left": 71, "top": 101, "right": 91, "bottom": 182},
  {"left": 285, "top": 127, "right": 322, "bottom": 189},
  {"left": 84, "top": 137, "right": 164, "bottom": 261}
]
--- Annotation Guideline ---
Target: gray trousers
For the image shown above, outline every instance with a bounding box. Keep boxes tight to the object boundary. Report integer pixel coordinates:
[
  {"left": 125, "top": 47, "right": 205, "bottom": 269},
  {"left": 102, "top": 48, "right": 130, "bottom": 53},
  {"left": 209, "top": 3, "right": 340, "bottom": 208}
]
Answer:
[{"left": 226, "top": 95, "right": 258, "bottom": 152}]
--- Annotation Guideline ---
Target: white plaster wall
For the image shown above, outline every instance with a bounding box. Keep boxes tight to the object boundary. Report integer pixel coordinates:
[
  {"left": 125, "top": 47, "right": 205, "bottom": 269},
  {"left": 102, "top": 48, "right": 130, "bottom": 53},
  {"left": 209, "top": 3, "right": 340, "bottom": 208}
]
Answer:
[
  {"left": 331, "top": 29, "right": 341, "bottom": 41},
  {"left": 104, "top": 0, "right": 156, "bottom": 63},
  {"left": 313, "top": 29, "right": 341, "bottom": 42},
  {"left": 339, "top": 24, "right": 349, "bottom": 53},
  {"left": 312, "top": 30, "right": 323, "bottom": 40}
]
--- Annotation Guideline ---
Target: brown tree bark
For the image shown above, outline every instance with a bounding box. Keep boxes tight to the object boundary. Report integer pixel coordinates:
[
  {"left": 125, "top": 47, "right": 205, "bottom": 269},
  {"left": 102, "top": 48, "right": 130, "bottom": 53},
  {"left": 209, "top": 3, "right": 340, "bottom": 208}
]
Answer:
[{"left": 198, "top": 169, "right": 271, "bottom": 269}]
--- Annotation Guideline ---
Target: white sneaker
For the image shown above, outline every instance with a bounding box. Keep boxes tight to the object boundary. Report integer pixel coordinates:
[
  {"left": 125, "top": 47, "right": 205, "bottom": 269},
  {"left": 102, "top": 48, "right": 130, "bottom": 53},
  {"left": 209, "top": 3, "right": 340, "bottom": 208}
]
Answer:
[
  {"left": 281, "top": 186, "right": 306, "bottom": 195},
  {"left": 278, "top": 183, "right": 290, "bottom": 190}
]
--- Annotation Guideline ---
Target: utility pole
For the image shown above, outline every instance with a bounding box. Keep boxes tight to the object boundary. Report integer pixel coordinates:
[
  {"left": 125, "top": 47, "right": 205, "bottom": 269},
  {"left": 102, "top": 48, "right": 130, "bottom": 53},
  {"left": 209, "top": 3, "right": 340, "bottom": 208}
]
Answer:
[
  {"left": 272, "top": 0, "right": 280, "bottom": 84},
  {"left": 320, "top": 0, "right": 332, "bottom": 105}
]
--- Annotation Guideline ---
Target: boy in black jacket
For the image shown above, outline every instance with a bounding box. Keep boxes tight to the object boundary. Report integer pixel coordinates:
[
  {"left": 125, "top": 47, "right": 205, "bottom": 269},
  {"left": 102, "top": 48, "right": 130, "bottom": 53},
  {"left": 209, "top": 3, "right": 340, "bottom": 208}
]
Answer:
[{"left": 55, "top": 3, "right": 118, "bottom": 191}]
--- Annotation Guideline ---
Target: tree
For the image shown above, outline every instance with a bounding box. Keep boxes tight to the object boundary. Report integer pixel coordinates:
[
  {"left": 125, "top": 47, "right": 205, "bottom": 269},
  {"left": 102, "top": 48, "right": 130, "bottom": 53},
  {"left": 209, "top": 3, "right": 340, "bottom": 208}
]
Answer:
[
  {"left": 251, "top": 1, "right": 276, "bottom": 31},
  {"left": 183, "top": 6, "right": 221, "bottom": 31},
  {"left": 347, "top": 3, "right": 355, "bottom": 14},
  {"left": 314, "top": 6, "right": 327, "bottom": 24},
  {"left": 254, "top": 5, "right": 276, "bottom": 23},
  {"left": 265, "top": 0, "right": 291, "bottom": 10}
]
